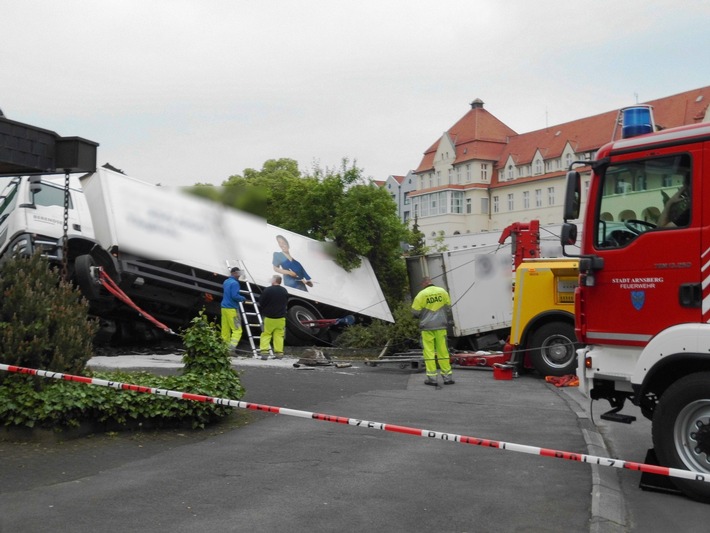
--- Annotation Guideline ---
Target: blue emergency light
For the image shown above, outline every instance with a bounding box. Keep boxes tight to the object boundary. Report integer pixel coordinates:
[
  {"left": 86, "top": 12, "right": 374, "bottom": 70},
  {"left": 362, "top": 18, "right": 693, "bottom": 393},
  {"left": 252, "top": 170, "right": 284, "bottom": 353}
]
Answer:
[{"left": 621, "top": 106, "right": 654, "bottom": 139}]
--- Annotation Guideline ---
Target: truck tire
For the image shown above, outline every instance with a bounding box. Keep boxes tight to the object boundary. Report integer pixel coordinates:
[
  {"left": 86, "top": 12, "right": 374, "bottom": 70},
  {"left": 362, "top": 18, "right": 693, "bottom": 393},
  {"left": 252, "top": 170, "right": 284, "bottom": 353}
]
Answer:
[
  {"left": 528, "top": 321, "right": 578, "bottom": 377},
  {"left": 652, "top": 372, "right": 710, "bottom": 503},
  {"left": 286, "top": 304, "right": 323, "bottom": 346},
  {"left": 74, "top": 254, "right": 115, "bottom": 314}
]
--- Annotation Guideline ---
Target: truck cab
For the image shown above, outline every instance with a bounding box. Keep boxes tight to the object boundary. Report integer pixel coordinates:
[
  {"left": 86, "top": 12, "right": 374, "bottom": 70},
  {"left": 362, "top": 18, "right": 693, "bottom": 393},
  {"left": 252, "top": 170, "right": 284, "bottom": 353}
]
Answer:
[{"left": 0, "top": 175, "right": 96, "bottom": 268}]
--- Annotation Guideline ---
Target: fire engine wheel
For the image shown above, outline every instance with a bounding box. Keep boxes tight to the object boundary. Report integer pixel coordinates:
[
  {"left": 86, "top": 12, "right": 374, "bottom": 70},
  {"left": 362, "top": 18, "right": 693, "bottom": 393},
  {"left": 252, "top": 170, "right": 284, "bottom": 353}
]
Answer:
[
  {"left": 652, "top": 372, "right": 710, "bottom": 503},
  {"left": 528, "top": 322, "right": 578, "bottom": 377},
  {"left": 286, "top": 304, "right": 323, "bottom": 346}
]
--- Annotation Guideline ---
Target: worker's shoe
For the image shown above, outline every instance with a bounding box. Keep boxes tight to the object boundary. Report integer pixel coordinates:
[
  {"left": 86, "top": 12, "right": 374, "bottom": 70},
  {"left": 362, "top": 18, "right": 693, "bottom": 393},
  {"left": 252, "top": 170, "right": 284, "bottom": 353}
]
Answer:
[
  {"left": 259, "top": 353, "right": 269, "bottom": 361},
  {"left": 274, "top": 353, "right": 284, "bottom": 360},
  {"left": 443, "top": 375, "right": 455, "bottom": 385},
  {"left": 424, "top": 377, "right": 437, "bottom": 386}
]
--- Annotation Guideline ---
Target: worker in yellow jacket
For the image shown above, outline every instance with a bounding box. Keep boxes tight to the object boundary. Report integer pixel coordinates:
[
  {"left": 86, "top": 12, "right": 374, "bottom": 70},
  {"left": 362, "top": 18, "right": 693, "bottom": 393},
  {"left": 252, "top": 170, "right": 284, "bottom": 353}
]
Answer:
[{"left": 411, "top": 277, "right": 454, "bottom": 386}]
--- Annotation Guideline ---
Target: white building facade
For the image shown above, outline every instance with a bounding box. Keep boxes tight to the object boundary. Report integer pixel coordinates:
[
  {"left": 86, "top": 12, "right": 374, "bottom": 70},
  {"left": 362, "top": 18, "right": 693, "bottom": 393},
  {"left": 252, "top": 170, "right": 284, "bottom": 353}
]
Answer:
[{"left": 398, "top": 88, "right": 710, "bottom": 250}]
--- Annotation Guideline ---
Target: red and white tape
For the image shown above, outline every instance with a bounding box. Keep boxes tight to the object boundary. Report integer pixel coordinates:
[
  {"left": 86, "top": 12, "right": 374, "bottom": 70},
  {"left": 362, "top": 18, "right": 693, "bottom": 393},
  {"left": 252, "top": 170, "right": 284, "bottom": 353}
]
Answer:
[{"left": 2, "top": 363, "right": 708, "bottom": 485}]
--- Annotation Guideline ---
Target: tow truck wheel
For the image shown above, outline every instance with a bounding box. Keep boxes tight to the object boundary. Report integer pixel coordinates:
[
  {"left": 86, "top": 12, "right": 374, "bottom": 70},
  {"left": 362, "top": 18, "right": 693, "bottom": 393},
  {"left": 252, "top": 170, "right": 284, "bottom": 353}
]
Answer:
[
  {"left": 652, "top": 372, "right": 710, "bottom": 503},
  {"left": 528, "top": 321, "right": 578, "bottom": 377}
]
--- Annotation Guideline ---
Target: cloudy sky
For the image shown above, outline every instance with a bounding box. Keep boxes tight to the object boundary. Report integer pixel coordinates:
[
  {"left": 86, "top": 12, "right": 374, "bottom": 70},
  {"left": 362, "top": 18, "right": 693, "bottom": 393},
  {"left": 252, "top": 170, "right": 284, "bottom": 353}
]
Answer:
[{"left": 2, "top": 1, "right": 709, "bottom": 185}]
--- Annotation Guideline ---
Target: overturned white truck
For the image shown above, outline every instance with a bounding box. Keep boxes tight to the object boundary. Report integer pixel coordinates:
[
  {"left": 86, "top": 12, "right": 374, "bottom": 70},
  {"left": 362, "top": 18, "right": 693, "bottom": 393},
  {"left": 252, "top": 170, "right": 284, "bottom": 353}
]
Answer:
[{"left": 0, "top": 166, "right": 393, "bottom": 344}]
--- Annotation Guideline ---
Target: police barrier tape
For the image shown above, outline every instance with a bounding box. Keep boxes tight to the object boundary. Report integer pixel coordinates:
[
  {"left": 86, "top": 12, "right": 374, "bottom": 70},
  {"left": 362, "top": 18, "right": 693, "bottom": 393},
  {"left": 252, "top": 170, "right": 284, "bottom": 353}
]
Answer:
[{"left": 2, "top": 363, "right": 708, "bottom": 485}]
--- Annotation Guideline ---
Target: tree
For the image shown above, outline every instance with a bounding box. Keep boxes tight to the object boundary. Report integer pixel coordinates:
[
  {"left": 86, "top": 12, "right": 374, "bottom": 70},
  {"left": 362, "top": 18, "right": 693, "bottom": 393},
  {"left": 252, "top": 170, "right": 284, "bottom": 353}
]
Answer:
[
  {"left": 407, "top": 216, "right": 428, "bottom": 256},
  {"left": 432, "top": 230, "right": 449, "bottom": 252},
  {"left": 189, "top": 158, "right": 412, "bottom": 304}
]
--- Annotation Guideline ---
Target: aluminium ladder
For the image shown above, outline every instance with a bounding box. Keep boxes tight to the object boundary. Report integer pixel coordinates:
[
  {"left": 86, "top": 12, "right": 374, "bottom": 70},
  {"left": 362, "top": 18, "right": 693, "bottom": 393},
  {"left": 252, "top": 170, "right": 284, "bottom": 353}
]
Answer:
[{"left": 237, "top": 274, "right": 273, "bottom": 359}]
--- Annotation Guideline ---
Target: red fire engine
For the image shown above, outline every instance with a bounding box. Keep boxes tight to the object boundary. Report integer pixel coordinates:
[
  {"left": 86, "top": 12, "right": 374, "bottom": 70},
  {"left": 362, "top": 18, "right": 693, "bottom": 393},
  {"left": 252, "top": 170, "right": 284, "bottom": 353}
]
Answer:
[{"left": 561, "top": 105, "right": 710, "bottom": 502}]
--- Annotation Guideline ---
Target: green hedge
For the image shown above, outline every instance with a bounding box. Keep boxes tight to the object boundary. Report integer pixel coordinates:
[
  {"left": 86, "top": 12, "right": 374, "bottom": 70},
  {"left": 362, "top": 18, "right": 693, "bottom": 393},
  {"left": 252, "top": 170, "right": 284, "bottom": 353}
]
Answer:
[
  {"left": 0, "top": 250, "right": 244, "bottom": 432},
  {"left": 0, "top": 367, "right": 244, "bottom": 430}
]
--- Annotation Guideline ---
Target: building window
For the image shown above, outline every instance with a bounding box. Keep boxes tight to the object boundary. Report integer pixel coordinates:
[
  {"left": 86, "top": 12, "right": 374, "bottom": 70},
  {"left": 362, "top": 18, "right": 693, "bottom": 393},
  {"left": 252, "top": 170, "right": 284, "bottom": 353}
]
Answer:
[
  {"left": 535, "top": 189, "right": 542, "bottom": 207},
  {"left": 481, "top": 164, "right": 488, "bottom": 181},
  {"left": 466, "top": 197, "right": 472, "bottom": 214},
  {"left": 448, "top": 168, "right": 453, "bottom": 184},
  {"left": 507, "top": 165, "right": 513, "bottom": 180},
  {"left": 523, "top": 190, "right": 530, "bottom": 209},
  {"left": 635, "top": 174, "right": 647, "bottom": 190},
  {"left": 565, "top": 153, "right": 573, "bottom": 168},
  {"left": 404, "top": 192, "right": 410, "bottom": 205},
  {"left": 507, "top": 193, "right": 514, "bottom": 211},
  {"left": 481, "top": 197, "right": 489, "bottom": 215},
  {"left": 466, "top": 164, "right": 471, "bottom": 182},
  {"left": 547, "top": 186, "right": 555, "bottom": 206},
  {"left": 457, "top": 166, "right": 461, "bottom": 183},
  {"left": 493, "top": 196, "right": 499, "bottom": 213},
  {"left": 451, "top": 191, "right": 463, "bottom": 214},
  {"left": 535, "top": 159, "right": 542, "bottom": 175}
]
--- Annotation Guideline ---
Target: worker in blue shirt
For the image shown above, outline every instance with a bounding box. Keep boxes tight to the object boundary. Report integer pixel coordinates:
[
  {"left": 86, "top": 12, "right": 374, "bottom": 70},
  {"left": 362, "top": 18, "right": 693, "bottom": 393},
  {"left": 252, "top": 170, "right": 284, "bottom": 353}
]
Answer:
[{"left": 221, "top": 267, "right": 246, "bottom": 351}]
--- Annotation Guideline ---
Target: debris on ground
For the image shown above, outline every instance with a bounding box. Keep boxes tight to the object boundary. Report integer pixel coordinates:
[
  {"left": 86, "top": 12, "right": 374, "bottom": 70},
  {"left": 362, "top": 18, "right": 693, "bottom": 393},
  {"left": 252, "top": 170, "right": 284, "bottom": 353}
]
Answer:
[
  {"left": 296, "top": 348, "right": 332, "bottom": 367},
  {"left": 545, "top": 374, "right": 579, "bottom": 387}
]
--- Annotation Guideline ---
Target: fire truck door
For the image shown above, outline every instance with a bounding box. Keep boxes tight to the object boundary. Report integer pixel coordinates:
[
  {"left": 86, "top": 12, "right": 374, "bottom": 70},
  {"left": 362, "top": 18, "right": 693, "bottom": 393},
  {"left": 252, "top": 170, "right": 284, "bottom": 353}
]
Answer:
[{"left": 583, "top": 148, "right": 703, "bottom": 346}]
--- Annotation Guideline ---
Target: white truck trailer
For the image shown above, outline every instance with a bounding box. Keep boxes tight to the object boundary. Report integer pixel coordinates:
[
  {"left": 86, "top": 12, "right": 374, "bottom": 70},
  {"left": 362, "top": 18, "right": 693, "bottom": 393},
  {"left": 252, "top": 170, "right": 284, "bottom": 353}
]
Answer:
[{"left": 0, "top": 166, "right": 393, "bottom": 344}]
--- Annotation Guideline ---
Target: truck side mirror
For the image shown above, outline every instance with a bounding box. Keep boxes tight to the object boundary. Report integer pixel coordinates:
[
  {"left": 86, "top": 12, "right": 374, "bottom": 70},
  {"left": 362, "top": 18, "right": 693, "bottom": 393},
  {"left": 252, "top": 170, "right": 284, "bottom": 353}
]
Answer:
[
  {"left": 563, "top": 171, "right": 581, "bottom": 221},
  {"left": 29, "top": 175, "right": 42, "bottom": 195},
  {"left": 561, "top": 223, "right": 577, "bottom": 247}
]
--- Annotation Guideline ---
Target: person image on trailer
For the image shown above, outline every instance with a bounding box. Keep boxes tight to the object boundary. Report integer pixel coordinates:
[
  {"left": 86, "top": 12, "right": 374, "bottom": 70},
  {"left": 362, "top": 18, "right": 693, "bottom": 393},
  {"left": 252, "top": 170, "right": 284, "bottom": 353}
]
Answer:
[
  {"left": 258, "top": 275, "right": 289, "bottom": 360},
  {"left": 221, "top": 267, "right": 246, "bottom": 352},
  {"left": 272, "top": 235, "right": 313, "bottom": 291},
  {"left": 411, "top": 277, "right": 455, "bottom": 386}
]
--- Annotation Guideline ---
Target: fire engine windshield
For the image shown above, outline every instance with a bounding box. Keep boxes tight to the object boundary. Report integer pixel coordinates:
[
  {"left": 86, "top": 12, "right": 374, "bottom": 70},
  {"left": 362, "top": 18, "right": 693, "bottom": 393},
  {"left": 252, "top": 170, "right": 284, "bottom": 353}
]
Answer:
[{"left": 594, "top": 154, "right": 691, "bottom": 249}]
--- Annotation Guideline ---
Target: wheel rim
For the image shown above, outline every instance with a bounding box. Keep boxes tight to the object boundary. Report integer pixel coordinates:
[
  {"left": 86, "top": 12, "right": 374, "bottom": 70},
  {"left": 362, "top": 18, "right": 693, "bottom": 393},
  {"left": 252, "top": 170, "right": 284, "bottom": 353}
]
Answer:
[
  {"left": 540, "top": 336, "right": 575, "bottom": 369},
  {"left": 674, "top": 399, "right": 710, "bottom": 472}
]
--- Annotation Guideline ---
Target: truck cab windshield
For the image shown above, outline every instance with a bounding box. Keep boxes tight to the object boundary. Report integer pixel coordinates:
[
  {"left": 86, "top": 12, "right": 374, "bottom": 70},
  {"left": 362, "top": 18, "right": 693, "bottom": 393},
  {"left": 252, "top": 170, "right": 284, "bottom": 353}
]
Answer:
[{"left": 594, "top": 154, "right": 691, "bottom": 249}]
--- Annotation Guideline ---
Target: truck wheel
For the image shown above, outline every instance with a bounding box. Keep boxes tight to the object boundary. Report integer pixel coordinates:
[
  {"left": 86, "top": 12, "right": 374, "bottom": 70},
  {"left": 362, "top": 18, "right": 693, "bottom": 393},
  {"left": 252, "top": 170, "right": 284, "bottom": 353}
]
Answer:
[
  {"left": 286, "top": 304, "right": 323, "bottom": 346},
  {"left": 528, "top": 322, "right": 578, "bottom": 377},
  {"left": 652, "top": 372, "right": 710, "bottom": 503}
]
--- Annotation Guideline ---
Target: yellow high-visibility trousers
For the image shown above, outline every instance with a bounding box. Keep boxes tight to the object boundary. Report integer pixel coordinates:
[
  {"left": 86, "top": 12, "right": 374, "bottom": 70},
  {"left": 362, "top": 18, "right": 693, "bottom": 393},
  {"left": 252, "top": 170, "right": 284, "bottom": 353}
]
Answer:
[
  {"left": 421, "top": 329, "right": 452, "bottom": 378},
  {"left": 221, "top": 307, "right": 243, "bottom": 348},
  {"left": 260, "top": 316, "right": 285, "bottom": 354}
]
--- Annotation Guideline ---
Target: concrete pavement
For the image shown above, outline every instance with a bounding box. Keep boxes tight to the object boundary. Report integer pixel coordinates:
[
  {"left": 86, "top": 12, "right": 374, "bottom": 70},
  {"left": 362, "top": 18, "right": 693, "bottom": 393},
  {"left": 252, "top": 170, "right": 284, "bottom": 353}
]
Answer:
[{"left": 0, "top": 354, "right": 626, "bottom": 532}]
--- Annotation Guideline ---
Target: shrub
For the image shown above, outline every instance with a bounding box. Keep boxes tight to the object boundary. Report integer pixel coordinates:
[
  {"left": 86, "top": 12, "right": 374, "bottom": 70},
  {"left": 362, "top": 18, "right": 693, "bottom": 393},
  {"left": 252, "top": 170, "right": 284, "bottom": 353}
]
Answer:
[
  {"left": 0, "top": 308, "right": 244, "bottom": 430},
  {"left": 0, "top": 252, "right": 97, "bottom": 376},
  {"left": 334, "top": 301, "right": 420, "bottom": 352}
]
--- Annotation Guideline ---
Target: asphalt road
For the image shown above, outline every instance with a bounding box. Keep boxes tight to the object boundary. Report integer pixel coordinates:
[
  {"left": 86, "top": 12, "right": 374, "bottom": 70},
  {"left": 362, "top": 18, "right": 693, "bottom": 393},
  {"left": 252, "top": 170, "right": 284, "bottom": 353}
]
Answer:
[{"left": 1, "top": 356, "right": 708, "bottom": 532}]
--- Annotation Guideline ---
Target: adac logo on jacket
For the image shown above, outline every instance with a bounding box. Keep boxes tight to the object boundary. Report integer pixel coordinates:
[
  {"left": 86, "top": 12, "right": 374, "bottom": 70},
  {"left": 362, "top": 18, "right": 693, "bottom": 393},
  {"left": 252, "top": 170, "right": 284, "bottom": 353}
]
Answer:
[
  {"left": 631, "top": 290, "right": 645, "bottom": 311},
  {"left": 425, "top": 295, "right": 444, "bottom": 304}
]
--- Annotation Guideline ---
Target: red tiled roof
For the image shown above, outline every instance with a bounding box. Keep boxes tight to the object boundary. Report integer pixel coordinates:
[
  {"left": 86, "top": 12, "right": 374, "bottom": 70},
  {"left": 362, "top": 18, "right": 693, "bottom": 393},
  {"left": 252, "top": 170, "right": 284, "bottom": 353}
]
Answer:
[
  {"left": 414, "top": 86, "right": 710, "bottom": 184},
  {"left": 497, "top": 86, "right": 710, "bottom": 169},
  {"left": 491, "top": 85, "right": 710, "bottom": 185},
  {"left": 415, "top": 103, "right": 517, "bottom": 173}
]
